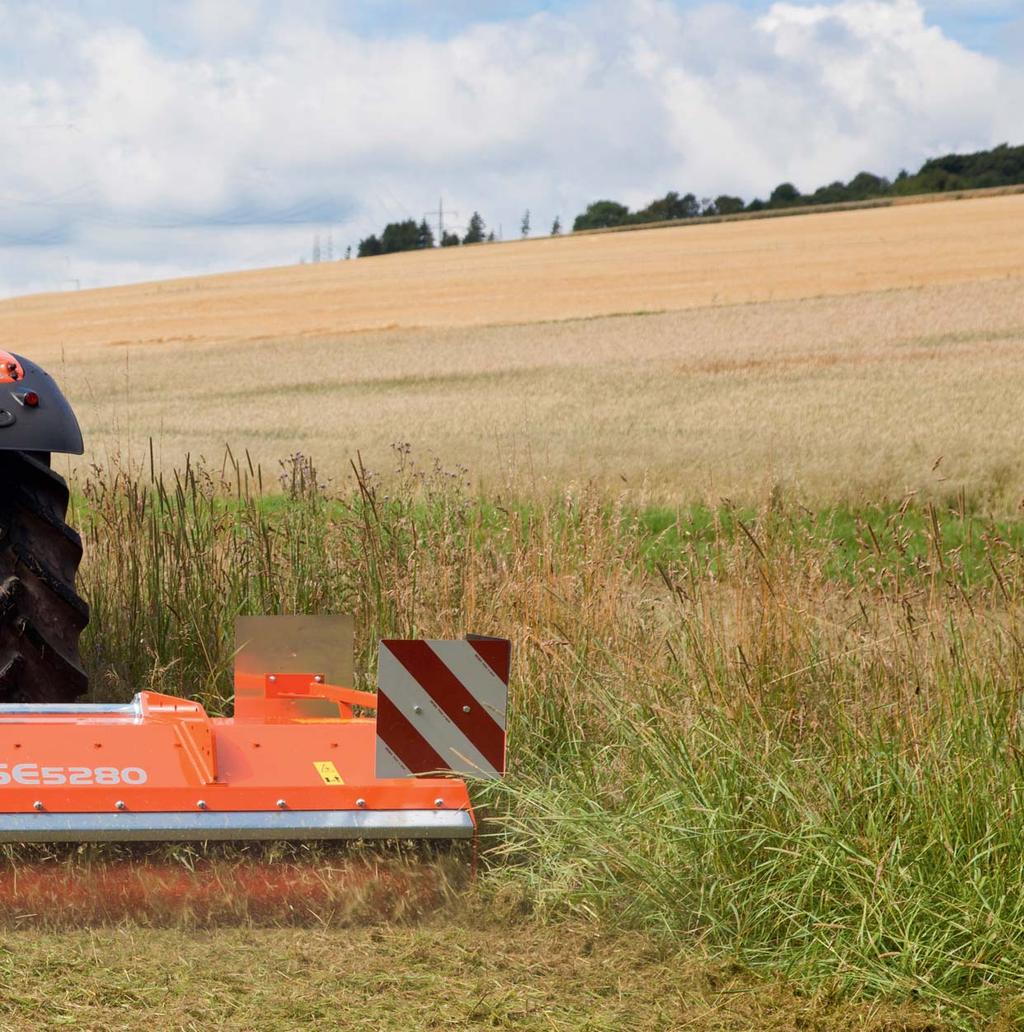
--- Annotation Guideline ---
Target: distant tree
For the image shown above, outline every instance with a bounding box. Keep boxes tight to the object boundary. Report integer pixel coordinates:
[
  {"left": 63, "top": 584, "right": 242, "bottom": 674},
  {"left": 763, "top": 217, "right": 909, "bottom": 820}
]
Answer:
[
  {"left": 486, "top": 230, "right": 495, "bottom": 242},
  {"left": 464, "top": 211, "right": 486, "bottom": 244},
  {"left": 417, "top": 218, "right": 435, "bottom": 249},
  {"left": 312, "top": 233, "right": 321, "bottom": 263},
  {"left": 636, "top": 191, "right": 700, "bottom": 222},
  {"left": 746, "top": 198, "right": 766, "bottom": 212},
  {"left": 440, "top": 230, "right": 460, "bottom": 247},
  {"left": 845, "top": 171, "right": 890, "bottom": 200},
  {"left": 573, "top": 200, "right": 631, "bottom": 231},
  {"left": 521, "top": 209, "right": 531, "bottom": 237},
  {"left": 357, "top": 234, "right": 383, "bottom": 257},
  {"left": 808, "top": 180, "right": 850, "bottom": 205},
  {"left": 903, "top": 167, "right": 962, "bottom": 193},
  {"left": 768, "top": 182, "right": 802, "bottom": 207},
  {"left": 380, "top": 219, "right": 421, "bottom": 253},
  {"left": 713, "top": 195, "right": 745, "bottom": 215},
  {"left": 344, "top": 245, "right": 352, "bottom": 260},
  {"left": 910, "top": 144, "right": 1020, "bottom": 189},
  {"left": 550, "top": 215, "right": 561, "bottom": 235}
]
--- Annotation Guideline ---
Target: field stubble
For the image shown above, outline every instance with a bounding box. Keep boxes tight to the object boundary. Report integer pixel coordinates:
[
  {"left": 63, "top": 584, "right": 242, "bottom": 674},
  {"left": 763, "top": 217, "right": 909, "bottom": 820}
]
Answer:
[
  {"left": 4, "top": 191, "right": 1022, "bottom": 510},
  {"left": 34, "top": 275, "right": 1024, "bottom": 511}
]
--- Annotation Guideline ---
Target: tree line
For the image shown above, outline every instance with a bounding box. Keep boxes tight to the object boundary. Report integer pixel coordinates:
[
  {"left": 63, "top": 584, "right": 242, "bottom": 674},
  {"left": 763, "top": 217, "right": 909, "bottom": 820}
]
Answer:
[
  {"left": 351, "top": 142, "right": 1024, "bottom": 256},
  {"left": 572, "top": 142, "right": 1024, "bottom": 230},
  {"left": 357, "top": 211, "right": 495, "bottom": 256}
]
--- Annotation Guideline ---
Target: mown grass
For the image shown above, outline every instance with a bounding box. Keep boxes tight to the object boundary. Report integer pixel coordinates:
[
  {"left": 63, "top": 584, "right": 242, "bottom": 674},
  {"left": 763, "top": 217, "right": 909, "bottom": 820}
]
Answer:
[
  {"left": 0, "top": 919, "right": 946, "bottom": 1032},
  {"left": 68, "top": 450, "right": 1024, "bottom": 1028}
]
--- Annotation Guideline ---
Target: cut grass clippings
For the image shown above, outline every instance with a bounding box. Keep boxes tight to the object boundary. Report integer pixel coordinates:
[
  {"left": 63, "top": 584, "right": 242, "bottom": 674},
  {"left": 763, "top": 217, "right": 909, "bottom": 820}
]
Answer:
[{"left": 0, "top": 918, "right": 950, "bottom": 1032}]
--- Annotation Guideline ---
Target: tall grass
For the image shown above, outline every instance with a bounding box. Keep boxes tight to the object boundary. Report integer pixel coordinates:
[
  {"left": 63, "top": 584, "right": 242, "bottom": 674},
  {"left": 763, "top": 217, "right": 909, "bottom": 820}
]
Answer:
[{"left": 74, "top": 451, "right": 1024, "bottom": 1025}]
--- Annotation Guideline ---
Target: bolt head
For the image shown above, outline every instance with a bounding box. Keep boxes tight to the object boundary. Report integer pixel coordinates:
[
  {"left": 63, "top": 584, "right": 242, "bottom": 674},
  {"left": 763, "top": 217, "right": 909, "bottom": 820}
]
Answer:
[
  {"left": 355, "top": 798, "right": 366, "bottom": 808},
  {"left": 314, "top": 675, "right": 324, "bottom": 683},
  {"left": 413, "top": 705, "right": 423, "bottom": 714},
  {"left": 268, "top": 675, "right": 277, "bottom": 683},
  {"left": 115, "top": 801, "right": 126, "bottom": 811},
  {"left": 196, "top": 800, "right": 208, "bottom": 810},
  {"left": 462, "top": 704, "right": 471, "bottom": 713},
  {"left": 276, "top": 799, "right": 287, "bottom": 809},
  {"left": 32, "top": 801, "right": 43, "bottom": 812},
  {"left": 434, "top": 798, "right": 444, "bottom": 808}
]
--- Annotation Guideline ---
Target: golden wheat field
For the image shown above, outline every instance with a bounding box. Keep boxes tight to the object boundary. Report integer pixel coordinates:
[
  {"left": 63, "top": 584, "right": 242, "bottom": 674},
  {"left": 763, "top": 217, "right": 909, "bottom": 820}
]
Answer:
[{"left": 5, "top": 192, "right": 1024, "bottom": 505}]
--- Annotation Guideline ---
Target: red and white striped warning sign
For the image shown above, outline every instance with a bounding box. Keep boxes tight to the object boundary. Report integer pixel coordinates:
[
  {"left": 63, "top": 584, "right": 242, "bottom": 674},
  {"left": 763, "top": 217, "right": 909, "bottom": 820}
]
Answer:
[{"left": 375, "top": 637, "right": 510, "bottom": 779}]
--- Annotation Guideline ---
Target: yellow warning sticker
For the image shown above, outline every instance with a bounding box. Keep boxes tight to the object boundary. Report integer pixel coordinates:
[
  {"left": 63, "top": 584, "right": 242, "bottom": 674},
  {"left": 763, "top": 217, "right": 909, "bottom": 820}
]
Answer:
[{"left": 314, "top": 761, "right": 344, "bottom": 785}]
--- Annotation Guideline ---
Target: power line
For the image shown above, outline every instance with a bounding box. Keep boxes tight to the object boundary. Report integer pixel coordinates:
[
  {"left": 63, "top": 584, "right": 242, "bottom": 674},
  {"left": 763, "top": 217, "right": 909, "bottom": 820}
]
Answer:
[{"left": 424, "top": 197, "right": 458, "bottom": 244}]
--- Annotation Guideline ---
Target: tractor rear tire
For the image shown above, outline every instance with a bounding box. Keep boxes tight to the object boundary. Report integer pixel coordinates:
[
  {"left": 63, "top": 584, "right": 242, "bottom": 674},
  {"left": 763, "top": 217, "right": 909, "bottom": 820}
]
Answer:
[{"left": 0, "top": 451, "right": 89, "bottom": 703}]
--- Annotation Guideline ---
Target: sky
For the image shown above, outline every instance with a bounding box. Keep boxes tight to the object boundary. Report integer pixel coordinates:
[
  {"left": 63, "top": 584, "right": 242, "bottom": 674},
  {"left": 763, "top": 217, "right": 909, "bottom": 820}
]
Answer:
[{"left": 0, "top": 0, "right": 1020, "bottom": 297}]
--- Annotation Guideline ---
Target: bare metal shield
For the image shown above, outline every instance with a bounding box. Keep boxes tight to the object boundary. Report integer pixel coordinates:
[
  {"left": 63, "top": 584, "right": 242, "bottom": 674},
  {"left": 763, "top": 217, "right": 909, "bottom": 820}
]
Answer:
[{"left": 235, "top": 615, "right": 354, "bottom": 687}]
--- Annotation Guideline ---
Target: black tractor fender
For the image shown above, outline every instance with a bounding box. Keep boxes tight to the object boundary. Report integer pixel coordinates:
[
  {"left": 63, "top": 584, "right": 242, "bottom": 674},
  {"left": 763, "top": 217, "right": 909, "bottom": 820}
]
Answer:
[{"left": 0, "top": 352, "right": 83, "bottom": 456}]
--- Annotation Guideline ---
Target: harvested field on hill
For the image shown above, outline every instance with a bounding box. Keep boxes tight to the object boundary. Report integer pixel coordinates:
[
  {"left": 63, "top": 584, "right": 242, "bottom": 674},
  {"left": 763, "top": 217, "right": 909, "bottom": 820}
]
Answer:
[
  {"left": 5, "top": 192, "right": 1022, "bottom": 347},
  {"left": 5, "top": 192, "right": 1024, "bottom": 505}
]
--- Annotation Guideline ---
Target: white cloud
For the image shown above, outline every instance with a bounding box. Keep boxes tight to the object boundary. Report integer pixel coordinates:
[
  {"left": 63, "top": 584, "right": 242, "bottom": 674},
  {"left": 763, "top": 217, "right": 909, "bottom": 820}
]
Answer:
[{"left": 0, "top": 0, "right": 1018, "bottom": 296}]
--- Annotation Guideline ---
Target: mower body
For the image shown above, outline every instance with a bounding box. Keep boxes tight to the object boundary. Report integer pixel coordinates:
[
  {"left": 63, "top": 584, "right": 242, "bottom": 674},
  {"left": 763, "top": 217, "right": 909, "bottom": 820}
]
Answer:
[{"left": 0, "top": 625, "right": 510, "bottom": 842}]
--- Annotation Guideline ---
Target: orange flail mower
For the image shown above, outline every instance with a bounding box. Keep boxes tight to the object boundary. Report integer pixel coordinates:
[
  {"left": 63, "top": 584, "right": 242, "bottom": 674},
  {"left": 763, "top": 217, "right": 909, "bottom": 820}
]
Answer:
[
  {"left": 0, "top": 616, "right": 510, "bottom": 842},
  {"left": 0, "top": 353, "right": 511, "bottom": 844}
]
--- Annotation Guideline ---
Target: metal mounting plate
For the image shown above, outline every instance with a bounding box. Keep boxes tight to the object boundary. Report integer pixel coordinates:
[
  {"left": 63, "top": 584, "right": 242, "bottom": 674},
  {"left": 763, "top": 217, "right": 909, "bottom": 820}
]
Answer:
[{"left": 235, "top": 615, "right": 354, "bottom": 687}]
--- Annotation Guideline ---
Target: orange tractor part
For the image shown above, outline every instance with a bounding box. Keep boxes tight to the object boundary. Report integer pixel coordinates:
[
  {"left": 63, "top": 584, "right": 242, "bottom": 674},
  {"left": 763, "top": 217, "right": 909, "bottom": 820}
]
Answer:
[{"left": 0, "top": 621, "right": 510, "bottom": 842}]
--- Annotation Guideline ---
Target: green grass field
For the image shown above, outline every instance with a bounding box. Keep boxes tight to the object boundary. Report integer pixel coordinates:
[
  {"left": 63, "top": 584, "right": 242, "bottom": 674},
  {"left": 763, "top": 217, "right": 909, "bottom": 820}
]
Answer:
[{"left": 6, "top": 453, "right": 1015, "bottom": 1029}]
